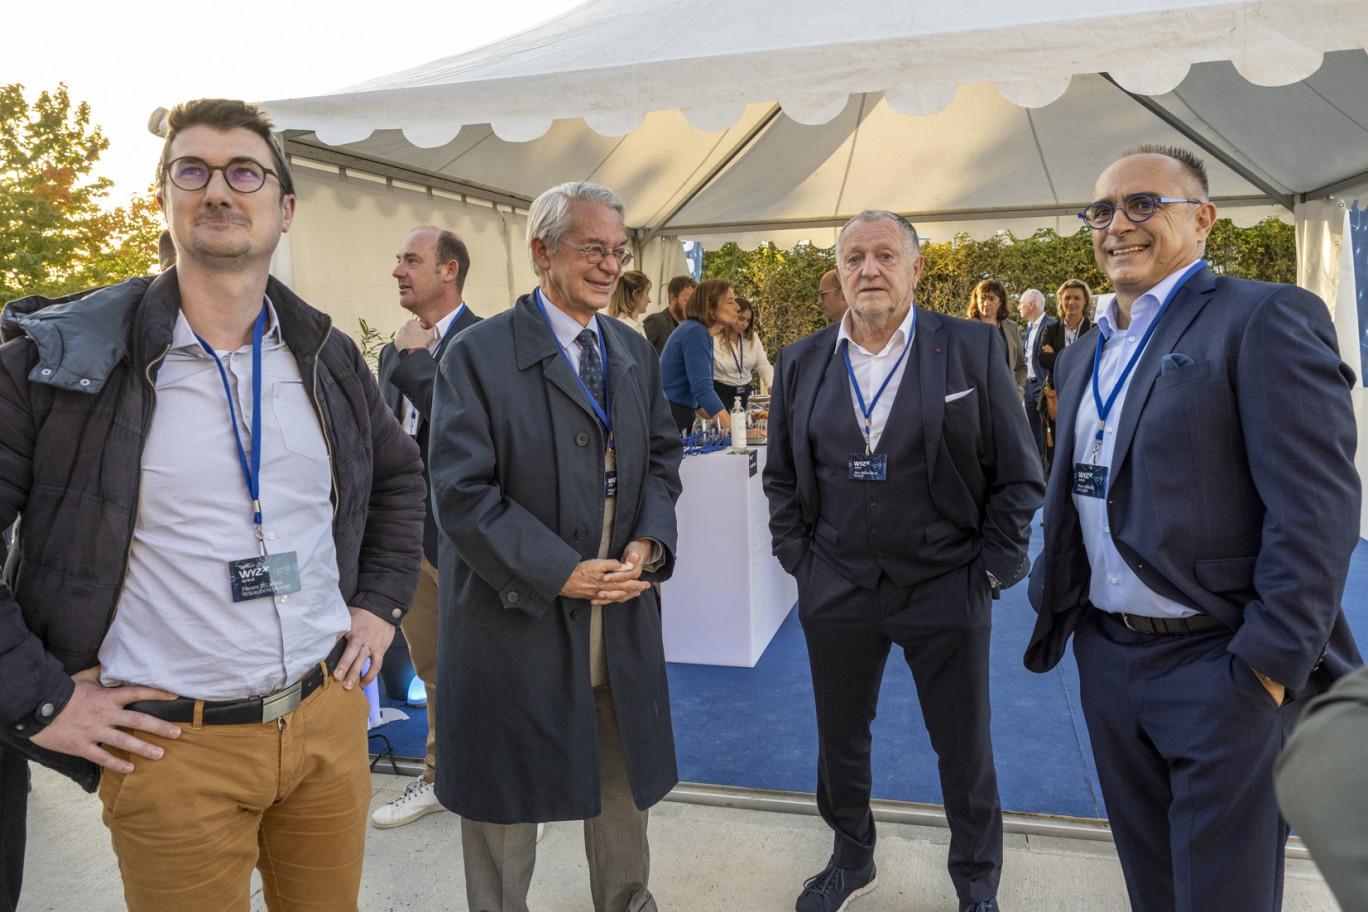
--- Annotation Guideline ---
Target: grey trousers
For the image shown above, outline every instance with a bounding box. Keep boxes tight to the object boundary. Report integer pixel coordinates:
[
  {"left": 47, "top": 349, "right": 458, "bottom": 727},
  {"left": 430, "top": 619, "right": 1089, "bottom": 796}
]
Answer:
[{"left": 461, "top": 686, "right": 655, "bottom": 912}]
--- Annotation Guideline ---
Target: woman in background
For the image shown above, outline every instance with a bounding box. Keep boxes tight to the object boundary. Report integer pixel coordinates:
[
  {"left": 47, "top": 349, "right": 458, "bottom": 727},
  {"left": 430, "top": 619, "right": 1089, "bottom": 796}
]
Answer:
[
  {"left": 967, "top": 279, "right": 1026, "bottom": 400},
  {"left": 660, "top": 278, "right": 741, "bottom": 434},
  {"left": 607, "top": 270, "right": 652, "bottom": 337},
  {"left": 712, "top": 296, "right": 773, "bottom": 410}
]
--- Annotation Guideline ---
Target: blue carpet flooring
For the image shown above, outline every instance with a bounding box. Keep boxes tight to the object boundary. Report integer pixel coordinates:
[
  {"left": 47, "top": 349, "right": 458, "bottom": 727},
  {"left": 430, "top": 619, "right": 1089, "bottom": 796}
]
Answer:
[{"left": 374, "top": 522, "right": 1368, "bottom": 819}]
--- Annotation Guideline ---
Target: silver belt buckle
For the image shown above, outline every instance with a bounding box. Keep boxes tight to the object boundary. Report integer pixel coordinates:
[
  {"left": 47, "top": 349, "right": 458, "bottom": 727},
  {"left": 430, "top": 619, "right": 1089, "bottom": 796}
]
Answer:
[
  {"left": 260, "top": 683, "right": 304, "bottom": 723},
  {"left": 1121, "top": 613, "right": 1140, "bottom": 632}
]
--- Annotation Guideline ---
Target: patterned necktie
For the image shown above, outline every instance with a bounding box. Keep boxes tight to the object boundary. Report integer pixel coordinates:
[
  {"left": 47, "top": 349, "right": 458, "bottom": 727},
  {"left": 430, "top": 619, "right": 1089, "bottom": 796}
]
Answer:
[{"left": 577, "top": 328, "right": 606, "bottom": 412}]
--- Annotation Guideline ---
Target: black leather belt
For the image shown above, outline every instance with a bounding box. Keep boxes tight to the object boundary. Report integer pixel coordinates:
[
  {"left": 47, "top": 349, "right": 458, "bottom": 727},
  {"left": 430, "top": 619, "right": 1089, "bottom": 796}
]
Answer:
[
  {"left": 1109, "top": 612, "right": 1225, "bottom": 636},
  {"left": 128, "top": 639, "right": 347, "bottom": 725}
]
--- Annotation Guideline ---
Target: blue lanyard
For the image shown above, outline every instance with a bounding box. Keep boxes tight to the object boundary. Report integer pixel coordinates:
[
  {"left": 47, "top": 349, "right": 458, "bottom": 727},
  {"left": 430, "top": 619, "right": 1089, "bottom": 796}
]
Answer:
[
  {"left": 195, "top": 304, "right": 268, "bottom": 552},
  {"left": 431, "top": 302, "right": 466, "bottom": 358},
  {"left": 1089, "top": 260, "right": 1206, "bottom": 457},
  {"left": 534, "top": 289, "right": 613, "bottom": 436},
  {"left": 731, "top": 335, "right": 744, "bottom": 379},
  {"left": 840, "top": 308, "right": 916, "bottom": 455}
]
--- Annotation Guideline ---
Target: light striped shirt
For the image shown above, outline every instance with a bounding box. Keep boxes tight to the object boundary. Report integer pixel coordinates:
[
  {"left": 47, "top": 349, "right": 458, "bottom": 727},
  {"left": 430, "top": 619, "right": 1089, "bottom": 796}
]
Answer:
[{"left": 99, "top": 300, "right": 349, "bottom": 699}]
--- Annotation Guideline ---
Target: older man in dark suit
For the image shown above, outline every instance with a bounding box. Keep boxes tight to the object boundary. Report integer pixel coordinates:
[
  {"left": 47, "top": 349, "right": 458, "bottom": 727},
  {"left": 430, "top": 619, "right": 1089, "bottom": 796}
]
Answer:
[
  {"left": 765, "top": 210, "right": 1043, "bottom": 912},
  {"left": 1027, "top": 146, "right": 1361, "bottom": 912},
  {"left": 371, "top": 226, "right": 480, "bottom": 829},
  {"left": 1035, "top": 279, "right": 1094, "bottom": 475},
  {"left": 429, "top": 182, "right": 682, "bottom": 912}
]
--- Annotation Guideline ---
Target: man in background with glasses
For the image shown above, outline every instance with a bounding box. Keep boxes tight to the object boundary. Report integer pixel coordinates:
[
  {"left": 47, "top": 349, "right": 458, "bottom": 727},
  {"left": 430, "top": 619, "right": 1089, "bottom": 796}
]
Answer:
[
  {"left": 0, "top": 98, "right": 424, "bottom": 910},
  {"left": 816, "top": 269, "right": 848, "bottom": 324},
  {"left": 428, "top": 181, "right": 682, "bottom": 912},
  {"left": 1026, "top": 146, "right": 1361, "bottom": 912}
]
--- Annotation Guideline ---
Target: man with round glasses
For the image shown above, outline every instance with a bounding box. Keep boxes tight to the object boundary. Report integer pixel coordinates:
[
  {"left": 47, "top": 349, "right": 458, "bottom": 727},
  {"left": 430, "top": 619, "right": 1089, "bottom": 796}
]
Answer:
[
  {"left": 1026, "top": 146, "right": 1361, "bottom": 912},
  {"left": 0, "top": 98, "right": 425, "bottom": 911}
]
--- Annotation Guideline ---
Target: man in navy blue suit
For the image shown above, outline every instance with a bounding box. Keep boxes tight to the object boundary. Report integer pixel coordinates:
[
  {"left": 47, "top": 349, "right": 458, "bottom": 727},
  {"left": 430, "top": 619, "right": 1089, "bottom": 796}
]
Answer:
[
  {"left": 765, "top": 210, "right": 1042, "bottom": 912},
  {"left": 1026, "top": 146, "right": 1362, "bottom": 912},
  {"left": 1017, "top": 288, "right": 1054, "bottom": 473}
]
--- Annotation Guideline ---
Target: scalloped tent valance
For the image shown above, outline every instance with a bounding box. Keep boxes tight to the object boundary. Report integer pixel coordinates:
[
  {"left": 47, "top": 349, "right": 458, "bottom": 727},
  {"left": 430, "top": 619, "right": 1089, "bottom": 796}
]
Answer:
[{"left": 243, "top": 0, "right": 1368, "bottom": 245}]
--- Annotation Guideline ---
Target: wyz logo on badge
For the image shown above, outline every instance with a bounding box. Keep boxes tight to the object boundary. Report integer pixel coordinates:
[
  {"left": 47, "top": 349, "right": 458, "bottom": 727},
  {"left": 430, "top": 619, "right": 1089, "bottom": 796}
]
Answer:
[
  {"left": 228, "top": 552, "right": 303, "bottom": 602},
  {"left": 849, "top": 453, "right": 888, "bottom": 482}
]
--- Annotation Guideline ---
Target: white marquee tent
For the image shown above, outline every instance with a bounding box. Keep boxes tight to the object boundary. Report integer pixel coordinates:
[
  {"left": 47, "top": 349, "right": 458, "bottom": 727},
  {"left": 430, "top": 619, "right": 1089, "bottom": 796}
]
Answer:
[{"left": 223, "top": 0, "right": 1368, "bottom": 527}]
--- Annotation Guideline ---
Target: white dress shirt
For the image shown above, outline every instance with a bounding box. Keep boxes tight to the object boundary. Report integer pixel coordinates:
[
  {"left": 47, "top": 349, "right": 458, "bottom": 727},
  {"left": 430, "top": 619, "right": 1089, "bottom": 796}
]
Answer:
[
  {"left": 834, "top": 305, "right": 917, "bottom": 453},
  {"left": 712, "top": 332, "right": 775, "bottom": 389},
  {"left": 1071, "top": 260, "right": 1203, "bottom": 619},
  {"left": 1024, "top": 314, "right": 1046, "bottom": 381},
  {"left": 100, "top": 300, "right": 351, "bottom": 699},
  {"left": 402, "top": 303, "right": 465, "bottom": 436}
]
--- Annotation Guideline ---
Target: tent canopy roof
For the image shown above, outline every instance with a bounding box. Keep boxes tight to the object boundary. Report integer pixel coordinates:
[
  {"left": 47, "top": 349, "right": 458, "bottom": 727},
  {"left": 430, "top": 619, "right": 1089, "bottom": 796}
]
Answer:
[{"left": 257, "top": 0, "right": 1368, "bottom": 244}]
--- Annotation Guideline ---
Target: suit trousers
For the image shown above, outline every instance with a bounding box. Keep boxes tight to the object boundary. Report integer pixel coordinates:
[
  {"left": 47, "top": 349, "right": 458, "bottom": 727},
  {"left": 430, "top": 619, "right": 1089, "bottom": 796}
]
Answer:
[
  {"left": 461, "top": 685, "right": 655, "bottom": 912},
  {"left": 798, "top": 554, "right": 1002, "bottom": 904},
  {"left": 402, "top": 556, "right": 440, "bottom": 782},
  {"left": 1073, "top": 608, "right": 1295, "bottom": 912},
  {"left": 0, "top": 748, "right": 25, "bottom": 912},
  {"left": 99, "top": 668, "right": 371, "bottom": 912},
  {"left": 1023, "top": 376, "right": 1047, "bottom": 471}
]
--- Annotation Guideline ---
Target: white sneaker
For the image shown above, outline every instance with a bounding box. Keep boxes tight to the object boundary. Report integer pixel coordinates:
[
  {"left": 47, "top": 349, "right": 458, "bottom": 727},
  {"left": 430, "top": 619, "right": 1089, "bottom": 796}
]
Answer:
[{"left": 371, "top": 778, "right": 445, "bottom": 829}]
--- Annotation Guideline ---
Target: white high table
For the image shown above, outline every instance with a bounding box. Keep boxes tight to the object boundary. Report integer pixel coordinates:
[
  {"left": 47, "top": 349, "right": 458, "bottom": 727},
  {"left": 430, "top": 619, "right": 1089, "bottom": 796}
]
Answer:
[{"left": 661, "top": 446, "right": 797, "bottom": 667}]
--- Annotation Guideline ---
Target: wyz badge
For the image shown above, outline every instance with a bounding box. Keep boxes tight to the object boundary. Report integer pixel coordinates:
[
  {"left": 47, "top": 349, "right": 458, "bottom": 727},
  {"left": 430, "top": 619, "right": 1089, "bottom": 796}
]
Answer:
[
  {"left": 229, "top": 552, "right": 303, "bottom": 602},
  {"left": 1072, "top": 463, "right": 1108, "bottom": 499},
  {"left": 849, "top": 453, "right": 888, "bottom": 482}
]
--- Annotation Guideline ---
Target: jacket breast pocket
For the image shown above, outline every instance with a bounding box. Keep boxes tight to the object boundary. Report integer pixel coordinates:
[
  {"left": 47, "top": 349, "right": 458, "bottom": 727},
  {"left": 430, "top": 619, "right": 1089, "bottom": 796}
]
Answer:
[
  {"left": 1152, "top": 359, "right": 1210, "bottom": 392},
  {"left": 272, "top": 380, "right": 329, "bottom": 463}
]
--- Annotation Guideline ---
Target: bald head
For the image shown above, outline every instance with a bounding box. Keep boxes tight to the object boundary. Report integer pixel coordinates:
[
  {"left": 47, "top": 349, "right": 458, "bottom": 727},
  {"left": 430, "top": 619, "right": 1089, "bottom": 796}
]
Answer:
[{"left": 818, "top": 269, "right": 847, "bottom": 322}]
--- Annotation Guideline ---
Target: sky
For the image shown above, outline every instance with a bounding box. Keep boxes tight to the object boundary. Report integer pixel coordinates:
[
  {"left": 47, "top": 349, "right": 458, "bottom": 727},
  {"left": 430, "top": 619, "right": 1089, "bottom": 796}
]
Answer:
[{"left": 3, "top": 0, "right": 586, "bottom": 206}]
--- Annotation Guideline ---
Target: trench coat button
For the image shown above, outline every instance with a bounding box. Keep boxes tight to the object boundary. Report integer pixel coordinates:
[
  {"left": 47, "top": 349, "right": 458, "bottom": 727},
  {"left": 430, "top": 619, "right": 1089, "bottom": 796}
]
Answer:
[
  {"left": 79, "top": 378, "right": 91, "bottom": 386},
  {"left": 574, "top": 529, "right": 588, "bottom": 540},
  {"left": 575, "top": 433, "right": 589, "bottom": 446},
  {"left": 13, "top": 723, "right": 24, "bottom": 732},
  {"left": 870, "top": 526, "right": 879, "bottom": 536},
  {"left": 507, "top": 591, "right": 519, "bottom": 603},
  {"left": 391, "top": 608, "right": 403, "bottom": 619},
  {"left": 39, "top": 703, "right": 54, "bottom": 717},
  {"left": 571, "top": 608, "right": 583, "bottom": 620}
]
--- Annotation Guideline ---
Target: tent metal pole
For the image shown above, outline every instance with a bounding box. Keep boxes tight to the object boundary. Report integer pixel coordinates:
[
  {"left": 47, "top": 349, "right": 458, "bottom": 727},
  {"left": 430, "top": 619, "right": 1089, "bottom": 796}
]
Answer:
[
  {"left": 1100, "top": 74, "right": 1294, "bottom": 212},
  {"left": 1301, "top": 167, "right": 1368, "bottom": 202},
  {"left": 640, "top": 104, "right": 784, "bottom": 246},
  {"left": 281, "top": 134, "right": 534, "bottom": 211}
]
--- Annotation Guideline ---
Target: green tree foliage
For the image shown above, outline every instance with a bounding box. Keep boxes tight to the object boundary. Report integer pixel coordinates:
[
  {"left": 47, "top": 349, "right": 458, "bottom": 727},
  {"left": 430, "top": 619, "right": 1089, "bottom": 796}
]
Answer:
[
  {"left": 704, "top": 217, "right": 1296, "bottom": 356},
  {"left": 703, "top": 241, "right": 834, "bottom": 361},
  {"left": 1, "top": 83, "right": 161, "bottom": 303}
]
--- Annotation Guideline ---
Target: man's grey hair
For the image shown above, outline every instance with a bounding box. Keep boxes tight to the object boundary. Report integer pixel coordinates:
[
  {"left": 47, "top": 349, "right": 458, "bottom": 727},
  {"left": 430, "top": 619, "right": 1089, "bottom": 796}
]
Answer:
[
  {"left": 526, "top": 181, "right": 626, "bottom": 277},
  {"left": 1020, "top": 288, "right": 1046, "bottom": 311},
  {"left": 836, "top": 210, "right": 921, "bottom": 261}
]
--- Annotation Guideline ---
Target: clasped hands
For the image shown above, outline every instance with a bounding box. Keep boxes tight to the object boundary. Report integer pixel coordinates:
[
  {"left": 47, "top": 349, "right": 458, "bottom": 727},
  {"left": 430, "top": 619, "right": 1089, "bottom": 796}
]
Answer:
[{"left": 560, "top": 538, "right": 655, "bottom": 605}]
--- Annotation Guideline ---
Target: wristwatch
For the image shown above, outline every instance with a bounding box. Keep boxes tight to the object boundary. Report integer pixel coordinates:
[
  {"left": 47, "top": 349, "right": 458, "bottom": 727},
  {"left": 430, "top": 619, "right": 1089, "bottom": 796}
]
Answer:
[
  {"left": 985, "top": 571, "right": 1001, "bottom": 590},
  {"left": 397, "top": 346, "right": 426, "bottom": 360}
]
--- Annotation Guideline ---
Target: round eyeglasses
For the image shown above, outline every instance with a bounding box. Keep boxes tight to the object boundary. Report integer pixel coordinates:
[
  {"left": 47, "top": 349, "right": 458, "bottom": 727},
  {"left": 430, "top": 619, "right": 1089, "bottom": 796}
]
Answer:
[
  {"left": 563, "top": 242, "right": 633, "bottom": 268},
  {"left": 165, "top": 156, "right": 281, "bottom": 194},
  {"left": 1078, "top": 193, "right": 1202, "bottom": 230}
]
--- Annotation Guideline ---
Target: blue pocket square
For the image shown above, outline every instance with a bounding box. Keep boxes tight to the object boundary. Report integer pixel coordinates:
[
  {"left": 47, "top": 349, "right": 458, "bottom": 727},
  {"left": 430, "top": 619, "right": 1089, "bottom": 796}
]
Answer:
[{"left": 1160, "top": 352, "right": 1195, "bottom": 373}]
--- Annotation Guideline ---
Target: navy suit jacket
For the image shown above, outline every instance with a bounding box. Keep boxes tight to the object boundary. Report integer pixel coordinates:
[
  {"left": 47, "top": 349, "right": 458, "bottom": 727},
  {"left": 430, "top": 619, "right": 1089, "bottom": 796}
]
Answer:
[
  {"left": 1026, "top": 268, "right": 1362, "bottom": 695},
  {"left": 764, "top": 307, "right": 1043, "bottom": 590},
  {"left": 377, "top": 304, "right": 481, "bottom": 564},
  {"left": 1023, "top": 314, "right": 1056, "bottom": 383}
]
